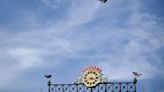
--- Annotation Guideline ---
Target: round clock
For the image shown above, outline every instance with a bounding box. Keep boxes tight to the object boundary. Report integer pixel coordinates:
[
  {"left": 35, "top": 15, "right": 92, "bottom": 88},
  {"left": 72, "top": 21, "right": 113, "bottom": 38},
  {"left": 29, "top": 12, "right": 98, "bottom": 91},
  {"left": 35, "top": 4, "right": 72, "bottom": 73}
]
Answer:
[{"left": 82, "top": 70, "right": 101, "bottom": 87}]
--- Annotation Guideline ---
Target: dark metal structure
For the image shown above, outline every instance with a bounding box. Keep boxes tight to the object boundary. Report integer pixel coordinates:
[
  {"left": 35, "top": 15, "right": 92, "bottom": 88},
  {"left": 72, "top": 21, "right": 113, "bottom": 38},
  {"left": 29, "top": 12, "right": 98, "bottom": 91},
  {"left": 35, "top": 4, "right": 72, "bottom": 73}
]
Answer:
[
  {"left": 99, "top": 0, "right": 108, "bottom": 3},
  {"left": 49, "top": 82, "right": 136, "bottom": 92},
  {"left": 45, "top": 75, "right": 137, "bottom": 92}
]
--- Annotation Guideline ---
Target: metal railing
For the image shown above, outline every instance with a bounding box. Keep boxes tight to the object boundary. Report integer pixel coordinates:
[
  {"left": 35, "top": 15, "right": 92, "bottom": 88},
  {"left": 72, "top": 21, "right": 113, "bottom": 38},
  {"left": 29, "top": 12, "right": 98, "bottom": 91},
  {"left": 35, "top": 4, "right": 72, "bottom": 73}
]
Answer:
[
  {"left": 45, "top": 75, "right": 137, "bottom": 92},
  {"left": 49, "top": 82, "right": 136, "bottom": 92}
]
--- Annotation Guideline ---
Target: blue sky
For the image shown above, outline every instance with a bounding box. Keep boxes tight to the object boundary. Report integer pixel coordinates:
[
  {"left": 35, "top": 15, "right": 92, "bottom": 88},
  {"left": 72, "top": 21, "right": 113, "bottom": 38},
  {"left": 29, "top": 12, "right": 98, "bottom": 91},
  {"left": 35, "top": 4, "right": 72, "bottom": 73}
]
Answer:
[{"left": 0, "top": 0, "right": 164, "bottom": 92}]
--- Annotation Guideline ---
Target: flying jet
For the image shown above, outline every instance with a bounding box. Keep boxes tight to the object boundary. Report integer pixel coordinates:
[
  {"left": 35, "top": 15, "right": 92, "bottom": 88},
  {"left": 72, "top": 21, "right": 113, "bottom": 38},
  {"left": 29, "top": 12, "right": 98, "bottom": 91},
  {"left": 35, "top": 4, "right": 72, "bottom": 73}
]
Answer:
[{"left": 99, "top": 0, "right": 108, "bottom": 3}]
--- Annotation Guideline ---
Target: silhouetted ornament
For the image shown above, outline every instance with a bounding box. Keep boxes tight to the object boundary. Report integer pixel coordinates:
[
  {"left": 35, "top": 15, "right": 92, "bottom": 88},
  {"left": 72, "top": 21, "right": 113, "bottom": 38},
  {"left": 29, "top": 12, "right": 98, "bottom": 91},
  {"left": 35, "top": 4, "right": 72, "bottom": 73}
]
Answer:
[
  {"left": 133, "top": 77, "right": 137, "bottom": 84},
  {"left": 99, "top": 0, "right": 108, "bottom": 3}
]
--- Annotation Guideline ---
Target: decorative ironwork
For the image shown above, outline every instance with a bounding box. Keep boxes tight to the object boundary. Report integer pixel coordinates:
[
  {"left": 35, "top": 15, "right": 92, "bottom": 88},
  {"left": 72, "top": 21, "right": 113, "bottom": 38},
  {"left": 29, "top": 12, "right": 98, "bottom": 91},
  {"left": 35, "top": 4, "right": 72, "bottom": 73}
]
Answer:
[
  {"left": 73, "top": 66, "right": 109, "bottom": 87},
  {"left": 45, "top": 66, "right": 137, "bottom": 92},
  {"left": 46, "top": 82, "right": 136, "bottom": 92}
]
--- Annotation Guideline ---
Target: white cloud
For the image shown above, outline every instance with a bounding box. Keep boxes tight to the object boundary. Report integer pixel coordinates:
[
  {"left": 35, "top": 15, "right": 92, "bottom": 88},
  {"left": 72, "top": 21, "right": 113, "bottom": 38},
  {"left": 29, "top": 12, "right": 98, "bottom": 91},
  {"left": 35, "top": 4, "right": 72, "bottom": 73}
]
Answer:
[
  {"left": 40, "top": 0, "right": 61, "bottom": 9},
  {"left": 96, "top": 0, "right": 164, "bottom": 80},
  {"left": 0, "top": 47, "right": 43, "bottom": 89},
  {"left": 8, "top": 47, "right": 43, "bottom": 69},
  {"left": 64, "top": 0, "right": 101, "bottom": 26},
  {"left": 0, "top": 0, "right": 164, "bottom": 91}
]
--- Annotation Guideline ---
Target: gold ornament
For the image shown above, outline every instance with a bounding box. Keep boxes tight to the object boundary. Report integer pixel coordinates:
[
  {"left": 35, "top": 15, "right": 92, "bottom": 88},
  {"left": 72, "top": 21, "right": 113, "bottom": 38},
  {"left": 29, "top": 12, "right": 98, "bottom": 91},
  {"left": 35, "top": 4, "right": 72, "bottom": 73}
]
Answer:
[{"left": 82, "top": 69, "right": 101, "bottom": 87}]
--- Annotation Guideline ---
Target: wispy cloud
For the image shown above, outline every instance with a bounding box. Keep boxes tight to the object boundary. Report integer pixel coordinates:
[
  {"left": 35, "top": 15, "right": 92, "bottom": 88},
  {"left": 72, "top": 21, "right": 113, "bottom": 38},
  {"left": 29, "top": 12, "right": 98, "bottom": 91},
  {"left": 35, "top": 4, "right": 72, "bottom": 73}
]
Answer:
[
  {"left": 8, "top": 47, "right": 43, "bottom": 69},
  {"left": 0, "top": 0, "right": 102, "bottom": 89},
  {"left": 0, "top": 0, "right": 163, "bottom": 91},
  {"left": 40, "top": 0, "right": 61, "bottom": 9},
  {"left": 97, "top": 0, "right": 164, "bottom": 80}
]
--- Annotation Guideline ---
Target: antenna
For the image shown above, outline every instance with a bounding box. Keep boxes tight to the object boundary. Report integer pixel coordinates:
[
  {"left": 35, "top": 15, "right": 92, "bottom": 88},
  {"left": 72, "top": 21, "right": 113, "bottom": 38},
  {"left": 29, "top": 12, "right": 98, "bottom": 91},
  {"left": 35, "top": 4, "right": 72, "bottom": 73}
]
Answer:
[
  {"left": 142, "top": 85, "right": 145, "bottom": 92},
  {"left": 40, "top": 88, "right": 42, "bottom": 92}
]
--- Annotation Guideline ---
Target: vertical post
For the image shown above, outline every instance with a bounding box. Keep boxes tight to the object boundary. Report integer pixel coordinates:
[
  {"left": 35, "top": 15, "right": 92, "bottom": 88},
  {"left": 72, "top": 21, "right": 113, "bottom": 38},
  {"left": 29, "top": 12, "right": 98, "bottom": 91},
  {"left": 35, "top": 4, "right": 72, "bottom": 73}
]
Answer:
[
  {"left": 133, "top": 77, "right": 137, "bottom": 92},
  {"left": 112, "top": 83, "right": 114, "bottom": 92},
  {"left": 135, "top": 83, "right": 137, "bottom": 92},
  {"left": 76, "top": 84, "right": 78, "bottom": 92},
  {"left": 119, "top": 83, "right": 121, "bottom": 92},
  {"left": 105, "top": 83, "right": 107, "bottom": 92},
  {"left": 48, "top": 80, "right": 51, "bottom": 92},
  {"left": 45, "top": 75, "right": 52, "bottom": 92}
]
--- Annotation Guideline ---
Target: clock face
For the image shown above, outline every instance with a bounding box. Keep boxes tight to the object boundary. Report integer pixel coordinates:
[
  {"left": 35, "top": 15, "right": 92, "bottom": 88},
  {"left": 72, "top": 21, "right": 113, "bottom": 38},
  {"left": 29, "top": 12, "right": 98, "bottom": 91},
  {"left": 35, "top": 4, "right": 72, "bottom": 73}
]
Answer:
[{"left": 82, "top": 70, "right": 101, "bottom": 87}]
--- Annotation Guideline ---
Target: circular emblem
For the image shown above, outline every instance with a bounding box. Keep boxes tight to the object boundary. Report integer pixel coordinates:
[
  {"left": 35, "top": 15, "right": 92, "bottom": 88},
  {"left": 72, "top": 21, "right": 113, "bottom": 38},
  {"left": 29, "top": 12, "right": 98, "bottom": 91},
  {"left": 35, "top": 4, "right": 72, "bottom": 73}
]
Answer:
[
  {"left": 73, "top": 66, "right": 109, "bottom": 87},
  {"left": 82, "top": 69, "right": 101, "bottom": 87}
]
